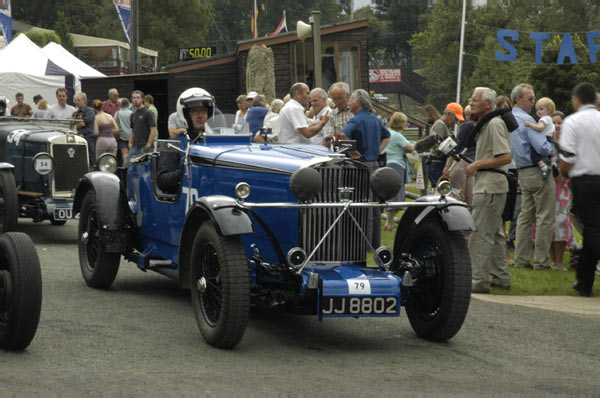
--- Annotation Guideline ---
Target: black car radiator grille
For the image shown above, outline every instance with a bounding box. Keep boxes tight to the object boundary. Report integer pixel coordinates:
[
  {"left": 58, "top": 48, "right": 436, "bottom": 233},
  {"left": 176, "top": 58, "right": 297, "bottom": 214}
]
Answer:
[
  {"left": 299, "top": 163, "right": 370, "bottom": 264},
  {"left": 52, "top": 144, "right": 88, "bottom": 192}
]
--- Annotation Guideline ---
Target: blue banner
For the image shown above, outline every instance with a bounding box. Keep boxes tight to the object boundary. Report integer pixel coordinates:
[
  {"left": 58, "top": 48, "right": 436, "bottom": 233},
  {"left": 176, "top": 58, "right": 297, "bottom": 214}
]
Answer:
[
  {"left": 113, "top": 0, "right": 131, "bottom": 44},
  {"left": 0, "top": 0, "right": 12, "bottom": 44},
  {"left": 496, "top": 29, "right": 600, "bottom": 64}
]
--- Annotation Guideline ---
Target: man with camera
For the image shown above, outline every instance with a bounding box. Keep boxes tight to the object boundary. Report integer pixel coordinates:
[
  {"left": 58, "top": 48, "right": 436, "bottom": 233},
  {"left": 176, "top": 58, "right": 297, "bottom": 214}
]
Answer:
[
  {"left": 466, "top": 87, "right": 513, "bottom": 293},
  {"left": 416, "top": 102, "right": 464, "bottom": 187}
]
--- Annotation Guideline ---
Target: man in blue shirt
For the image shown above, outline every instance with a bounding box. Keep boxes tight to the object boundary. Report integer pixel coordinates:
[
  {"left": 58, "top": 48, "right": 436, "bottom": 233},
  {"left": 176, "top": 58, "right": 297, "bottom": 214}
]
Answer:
[
  {"left": 340, "top": 89, "right": 390, "bottom": 162},
  {"left": 339, "top": 89, "right": 390, "bottom": 249},
  {"left": 73, "top": 92, "right": 96, "bottom": 167},
  {"left": 245, "top": 94, "right": 270, "bottom": 138},
  {"left": 510, "top": 83, "right": 556, "bottom": 270}
]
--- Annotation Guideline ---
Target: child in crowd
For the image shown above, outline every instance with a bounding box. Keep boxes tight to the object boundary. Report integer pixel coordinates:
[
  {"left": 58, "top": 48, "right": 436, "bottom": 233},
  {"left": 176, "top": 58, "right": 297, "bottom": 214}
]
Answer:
[{"left": 524, "top": 97, "right": 555, "bottom": 179}]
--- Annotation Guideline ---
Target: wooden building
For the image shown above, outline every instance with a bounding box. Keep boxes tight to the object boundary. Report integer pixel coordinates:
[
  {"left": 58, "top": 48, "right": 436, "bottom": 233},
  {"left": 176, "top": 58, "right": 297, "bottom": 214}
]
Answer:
[{"left": 81, "top": 19, "right": 369, "bottom": 139}]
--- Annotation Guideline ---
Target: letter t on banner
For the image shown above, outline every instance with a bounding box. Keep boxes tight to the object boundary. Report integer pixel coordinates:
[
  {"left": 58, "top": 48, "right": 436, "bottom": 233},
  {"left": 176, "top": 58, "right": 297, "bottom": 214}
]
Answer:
[{"left": 529, "top": 32, "right": 550, "bottom": 64}]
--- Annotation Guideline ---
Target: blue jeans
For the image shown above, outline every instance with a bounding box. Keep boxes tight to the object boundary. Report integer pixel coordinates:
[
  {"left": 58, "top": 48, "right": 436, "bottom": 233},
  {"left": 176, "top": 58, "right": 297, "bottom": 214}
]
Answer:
[
  {"left": 84, "top": 135, "right": 95, "bottom": 168},
  {"left": 427, "top": 159, "right": 445, "bottom": 188}
]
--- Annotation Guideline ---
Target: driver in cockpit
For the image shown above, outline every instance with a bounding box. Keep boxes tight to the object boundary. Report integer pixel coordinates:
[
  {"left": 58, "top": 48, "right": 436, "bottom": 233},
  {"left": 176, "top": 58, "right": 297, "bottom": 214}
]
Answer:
[{"left": 157, "top": 87, "right": 214, "bottom": 193}]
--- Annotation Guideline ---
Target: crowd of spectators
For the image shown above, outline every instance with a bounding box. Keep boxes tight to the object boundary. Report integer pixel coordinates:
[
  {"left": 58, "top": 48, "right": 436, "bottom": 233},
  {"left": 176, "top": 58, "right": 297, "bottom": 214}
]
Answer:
[{"left": 231, "top": 79, "right": 598, "bottom": 297}]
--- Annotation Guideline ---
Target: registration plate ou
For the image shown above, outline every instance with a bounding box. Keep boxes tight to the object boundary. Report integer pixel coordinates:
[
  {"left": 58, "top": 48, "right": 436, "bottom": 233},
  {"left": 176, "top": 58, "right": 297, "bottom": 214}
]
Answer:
[
  {"left": 321, "top": 296, "right": 398, "bottom": 316},
  {"left": 53, "top": 208, "right": 77, "bottom": 220}
]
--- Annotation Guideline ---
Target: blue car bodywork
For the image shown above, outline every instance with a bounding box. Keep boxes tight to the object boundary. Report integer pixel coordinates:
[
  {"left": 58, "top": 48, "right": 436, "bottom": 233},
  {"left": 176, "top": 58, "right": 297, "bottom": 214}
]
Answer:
[{"left": 75, "top": 133, "right": 475, "bottom": 348}]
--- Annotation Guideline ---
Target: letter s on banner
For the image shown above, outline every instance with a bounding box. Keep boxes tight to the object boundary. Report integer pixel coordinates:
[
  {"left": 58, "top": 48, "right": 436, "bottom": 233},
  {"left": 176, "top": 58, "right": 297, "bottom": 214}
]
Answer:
[{"left": 495, "top": 29, "right": 518, "bottom": 62}]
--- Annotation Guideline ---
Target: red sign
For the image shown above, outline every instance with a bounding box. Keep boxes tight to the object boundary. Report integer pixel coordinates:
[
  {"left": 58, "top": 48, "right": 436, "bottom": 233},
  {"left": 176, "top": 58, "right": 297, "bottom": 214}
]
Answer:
[{"left": 369, "top": 69, "right": 402, "bottom": 83}]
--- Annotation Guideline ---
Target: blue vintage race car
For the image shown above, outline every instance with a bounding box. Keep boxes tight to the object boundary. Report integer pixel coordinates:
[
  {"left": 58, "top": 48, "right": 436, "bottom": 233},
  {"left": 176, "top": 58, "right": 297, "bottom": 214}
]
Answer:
[{"left": 73, "top": 127, "right": 475, "bottom": 348}]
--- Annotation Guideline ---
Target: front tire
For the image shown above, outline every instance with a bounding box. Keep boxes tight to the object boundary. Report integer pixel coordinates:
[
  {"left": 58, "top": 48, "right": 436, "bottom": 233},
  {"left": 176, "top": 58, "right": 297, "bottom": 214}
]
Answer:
[
  {"left": 0, "top": 170, "right": 18, "bottom": 234},
  {"left": 0, "top": 232, "right": 42, "bottom": 350},
  {"left": 190, "top": 222, "right": 250, "bottom": 348},
  {"left": 399, "top": 219, "right": 471, "bottom": 341},
  {"left": 78, "top": 190, "right": 120, "bottom": 289}
]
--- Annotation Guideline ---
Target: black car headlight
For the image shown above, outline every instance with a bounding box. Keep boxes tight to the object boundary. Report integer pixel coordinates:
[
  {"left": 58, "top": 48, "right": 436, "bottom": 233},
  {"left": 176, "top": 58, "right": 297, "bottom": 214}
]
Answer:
[
  {"left": 32, "top": 153, "right": 54, "bottom": 175},
  {"left": 97, "top": 153, "right": 118, "bottom": 173}
]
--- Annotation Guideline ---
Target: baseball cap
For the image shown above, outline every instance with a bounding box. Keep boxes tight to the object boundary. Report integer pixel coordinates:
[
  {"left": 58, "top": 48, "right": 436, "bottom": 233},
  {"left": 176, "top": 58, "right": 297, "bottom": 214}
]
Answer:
[
  {"left": 33, "top": 94, "right": 43, "bottom": 103},
  {"left": 445, "top": 102, "right": 464, "bottom": 122},
  {"left": 247, "top": 91, "right": 258, "bottom": 100}
]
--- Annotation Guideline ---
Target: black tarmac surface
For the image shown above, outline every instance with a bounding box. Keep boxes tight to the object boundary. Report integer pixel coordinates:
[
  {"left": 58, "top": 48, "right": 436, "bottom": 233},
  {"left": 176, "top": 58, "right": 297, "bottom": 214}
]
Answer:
[{"left": 1, "top": 220, "right": 599, "bottom": 396}]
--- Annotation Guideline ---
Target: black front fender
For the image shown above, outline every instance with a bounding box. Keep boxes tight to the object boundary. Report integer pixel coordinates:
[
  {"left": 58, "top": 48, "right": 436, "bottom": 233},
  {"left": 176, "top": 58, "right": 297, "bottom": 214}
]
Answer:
[
  {"left": 178, "top": 195, "right": 253, "bottom": 289},
  {"left": 74, "top": 172, "right": 123, "bottom": 231},
  {"left": 394, "top": 198, "right": 475, "bottom": 252}
]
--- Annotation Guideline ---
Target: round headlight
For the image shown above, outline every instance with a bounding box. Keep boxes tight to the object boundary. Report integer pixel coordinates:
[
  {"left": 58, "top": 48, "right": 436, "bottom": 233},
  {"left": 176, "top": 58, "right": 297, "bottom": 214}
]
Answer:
[
  {"left": 32, "top": 153, "right": 54, "bottom": 175},
  {"left": 287, "top": 247, "right": 307, "bottom": 268},
  {"left": 370, "top": 167, "right": 402, "bottom": 201},
  {"left": 375, "top": 246, "right": 394, "bottom": 268},
  {"left": 97, "top": 153, "right": 118, "bottom": 173},
  {"left": 289, "top": 167, "right": 322, "bottom": 203},
  {"left": 235, "top": 182, "right": 251, "bottom": 200},
  {"left": 437, "top": 179, "right": 452, "bottom": 197}
]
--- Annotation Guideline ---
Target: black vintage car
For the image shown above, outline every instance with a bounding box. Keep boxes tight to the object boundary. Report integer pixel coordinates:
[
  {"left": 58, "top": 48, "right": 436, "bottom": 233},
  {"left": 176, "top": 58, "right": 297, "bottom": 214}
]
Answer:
[{"left": 0, "top": 117, "right": 117, "bottom": 233}]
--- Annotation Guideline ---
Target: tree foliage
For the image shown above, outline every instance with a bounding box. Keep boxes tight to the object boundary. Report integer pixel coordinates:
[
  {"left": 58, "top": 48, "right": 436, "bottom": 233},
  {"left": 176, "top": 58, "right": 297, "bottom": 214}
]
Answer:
[
  {"left": 54, "top": 11, "right": 75, "bottom": 54},
  {"left": 410, "top": 0, "right": 600, "bottom": 112},
  {"left": 21, "top": 31, "right": 62, "bottom": 48}
]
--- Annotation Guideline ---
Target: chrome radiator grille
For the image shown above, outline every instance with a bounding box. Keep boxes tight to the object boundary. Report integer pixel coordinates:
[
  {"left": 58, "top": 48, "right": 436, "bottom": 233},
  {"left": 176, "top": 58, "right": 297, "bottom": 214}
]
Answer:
[
  {"left": 299, "top": 162, "right": 370, "bottom": 264},
  {"left": 52, "top": 143, "right": 88, "bottom": 192}
]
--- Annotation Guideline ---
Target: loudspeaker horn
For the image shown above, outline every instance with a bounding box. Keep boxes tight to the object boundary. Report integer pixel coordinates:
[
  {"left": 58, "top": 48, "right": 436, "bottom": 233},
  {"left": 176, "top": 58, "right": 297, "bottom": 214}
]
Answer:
[{"left": 297, "top": 21, "right": 312, "bottom": 41}]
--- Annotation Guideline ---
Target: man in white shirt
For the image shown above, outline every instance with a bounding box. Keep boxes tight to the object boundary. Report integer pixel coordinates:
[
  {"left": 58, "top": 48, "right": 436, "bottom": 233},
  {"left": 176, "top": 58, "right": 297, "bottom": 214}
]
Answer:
[
  {"left": 278, "top": 83, "right": 329, "bottom": 144},
  {"left": 559, "top": 82, "right": 600, "bottom": 297},
  {"left": 44, "top": 88, "right": 76, "bottom": 119},
  {"left": 308, "top": 87, "right": 331, "bottom": 146},
  {"left": 168, "top": 111, "right": 187, "bottom": 137}
]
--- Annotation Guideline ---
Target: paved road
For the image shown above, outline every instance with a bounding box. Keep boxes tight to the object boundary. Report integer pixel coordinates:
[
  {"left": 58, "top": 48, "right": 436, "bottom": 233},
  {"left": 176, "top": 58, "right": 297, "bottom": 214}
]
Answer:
[{"left": 1, "top": 220, "right": 600, "bottom": 396}]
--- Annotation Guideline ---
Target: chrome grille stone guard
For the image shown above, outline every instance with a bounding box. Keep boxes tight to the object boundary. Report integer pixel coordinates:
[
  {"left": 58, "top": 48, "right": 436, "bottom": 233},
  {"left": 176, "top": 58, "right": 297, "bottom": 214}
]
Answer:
[{"left": 218, "top": 198, "right": 453, "bottom": 273}]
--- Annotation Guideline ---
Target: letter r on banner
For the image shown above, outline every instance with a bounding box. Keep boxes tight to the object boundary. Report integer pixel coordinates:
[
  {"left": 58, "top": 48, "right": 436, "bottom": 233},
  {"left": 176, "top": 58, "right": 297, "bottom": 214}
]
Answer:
[
  {"left": 588, "top": 31, "right": 600, "bottom": 62},
  {"left": 495, "top": 29, "right": 518, "bottom": 62}
]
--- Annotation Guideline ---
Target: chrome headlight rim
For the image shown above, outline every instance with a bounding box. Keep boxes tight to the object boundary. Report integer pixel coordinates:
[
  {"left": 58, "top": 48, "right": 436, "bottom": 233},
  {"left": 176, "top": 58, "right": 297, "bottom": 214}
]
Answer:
[
  {"left": 235, "top": 182, "right": 251, "bottom": 200},
  {"left": 97, "top": 153, "right": 118, "bottom": 174},
  {"left": 287, "top": 247, "right": 307, "bottom": 268},
  {"left": 437, "top": 179, "right": 453, "bottom": 197},
  {"left": 32, "top": 152, "right": 54, "bottom": 176}
]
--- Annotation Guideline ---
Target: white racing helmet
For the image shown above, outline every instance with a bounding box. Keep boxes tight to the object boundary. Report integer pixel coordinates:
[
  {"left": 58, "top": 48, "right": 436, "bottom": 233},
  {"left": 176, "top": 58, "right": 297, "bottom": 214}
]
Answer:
[{"left": 176, "top": 87, "right": 215, "bottom": 132}]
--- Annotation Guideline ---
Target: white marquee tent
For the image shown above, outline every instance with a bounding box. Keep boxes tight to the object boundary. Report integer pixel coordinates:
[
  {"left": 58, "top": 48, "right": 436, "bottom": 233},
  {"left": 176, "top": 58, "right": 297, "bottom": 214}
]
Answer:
[
  {"left": 42, "top": 42, "right": 106, "bottom": 79},
  {"left": 0, "top": 34, "right": 81, "bottom": 108}
]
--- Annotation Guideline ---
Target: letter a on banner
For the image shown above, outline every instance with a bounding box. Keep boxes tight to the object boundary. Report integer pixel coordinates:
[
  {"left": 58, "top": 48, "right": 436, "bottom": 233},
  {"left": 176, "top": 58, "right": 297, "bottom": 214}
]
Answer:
[{"left": 113, "top": 0, "right": 131, "bottom": 44}]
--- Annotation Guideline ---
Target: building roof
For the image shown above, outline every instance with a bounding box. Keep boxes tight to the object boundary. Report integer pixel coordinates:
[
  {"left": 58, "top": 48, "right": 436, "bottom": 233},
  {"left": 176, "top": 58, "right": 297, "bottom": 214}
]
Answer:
[
  {"left": 162, "top": 18, "right": 369, "bottom": 73},
  {"left": 12, "top": 20, "right": 157, "bottom": 57}
]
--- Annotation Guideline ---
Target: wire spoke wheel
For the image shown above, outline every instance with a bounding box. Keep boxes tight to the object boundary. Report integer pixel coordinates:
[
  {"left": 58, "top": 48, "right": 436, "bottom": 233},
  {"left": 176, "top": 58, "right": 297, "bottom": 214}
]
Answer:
[
  {"left": 77, "top": 190, "right": 120, "bottom": 289},
  {"left": 190, "top": 222, "right": 249, "bottom": 348}
]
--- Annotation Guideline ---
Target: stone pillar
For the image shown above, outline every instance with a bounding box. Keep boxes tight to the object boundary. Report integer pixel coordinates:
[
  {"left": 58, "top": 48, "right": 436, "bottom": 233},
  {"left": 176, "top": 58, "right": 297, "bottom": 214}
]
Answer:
[{"left": 246, "top": 45, "right": 276, "bottom": 103}]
